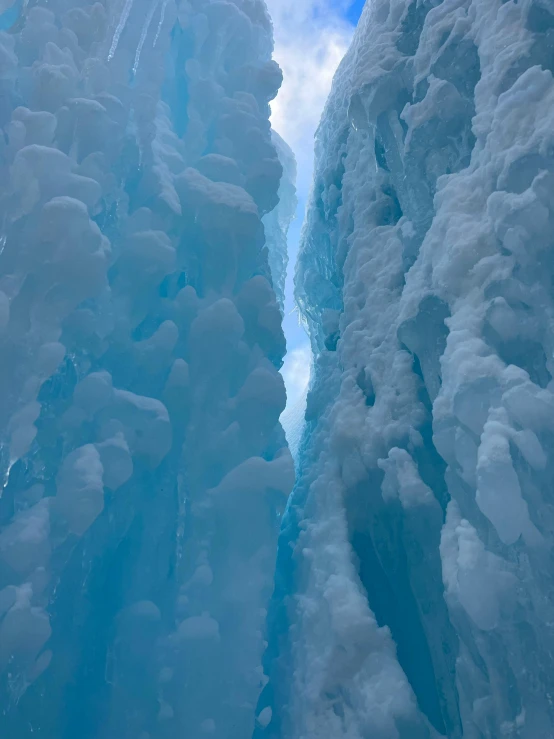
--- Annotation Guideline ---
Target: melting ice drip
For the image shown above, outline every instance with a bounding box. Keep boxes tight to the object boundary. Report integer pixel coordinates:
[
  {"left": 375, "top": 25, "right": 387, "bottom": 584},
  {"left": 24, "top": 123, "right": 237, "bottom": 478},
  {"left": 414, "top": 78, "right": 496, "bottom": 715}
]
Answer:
[
  {"left": 107, "top": 0, "right": 135, "bottom": 61},
  {"left": 106, "top": 0, "right": 166, "bottom": 74},
  {"left": 132, "top": 0, "right": 160, "bottom": 74},
  {"left": 107, "top": 0, "right": 166, "bottom": 74}
]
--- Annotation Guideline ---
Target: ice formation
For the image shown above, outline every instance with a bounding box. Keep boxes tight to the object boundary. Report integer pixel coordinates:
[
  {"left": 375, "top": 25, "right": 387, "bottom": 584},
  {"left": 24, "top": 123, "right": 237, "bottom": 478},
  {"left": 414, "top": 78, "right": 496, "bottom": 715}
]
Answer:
[
  {"left": 3, "top": 0, "right": 554, "bottom": 735},
  {"left": 258, "top": 1, "right": 554, "bottom": 738},
  {"left": 263, "top": 130, "right": 297, "bottom": 313},
  {"left": 0, "top": 0, "right": 294, "bottom": 736}
]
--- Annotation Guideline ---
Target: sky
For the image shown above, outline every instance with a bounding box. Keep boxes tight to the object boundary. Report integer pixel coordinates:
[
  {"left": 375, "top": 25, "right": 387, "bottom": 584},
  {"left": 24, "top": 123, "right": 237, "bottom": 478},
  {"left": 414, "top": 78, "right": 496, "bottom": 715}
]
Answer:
[{"left": 263, "top": 0, "right": 366, "bottom": 414}]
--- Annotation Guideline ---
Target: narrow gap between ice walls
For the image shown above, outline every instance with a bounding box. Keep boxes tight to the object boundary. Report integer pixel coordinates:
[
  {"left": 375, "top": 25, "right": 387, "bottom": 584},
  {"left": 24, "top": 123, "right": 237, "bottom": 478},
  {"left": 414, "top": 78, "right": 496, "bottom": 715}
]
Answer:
[
  {"left": 258, "top": 0, "right": 554, "bottom": 738},
  {"left": 265, "top": 0, "right": 363, "bottom": 462},
  {"left": 0, "top": 0, "right": 295, "bottom": 737}
]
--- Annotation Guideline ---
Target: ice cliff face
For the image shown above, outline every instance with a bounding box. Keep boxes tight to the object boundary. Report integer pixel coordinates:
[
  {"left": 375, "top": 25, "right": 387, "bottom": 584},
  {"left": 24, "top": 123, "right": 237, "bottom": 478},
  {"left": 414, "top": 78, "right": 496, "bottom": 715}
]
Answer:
[
  {"left": 0, "top": 0, "right": 294, "bottom": 736},
  {"left": 259, "top": 1, "right": 554, "bottom": 738}
]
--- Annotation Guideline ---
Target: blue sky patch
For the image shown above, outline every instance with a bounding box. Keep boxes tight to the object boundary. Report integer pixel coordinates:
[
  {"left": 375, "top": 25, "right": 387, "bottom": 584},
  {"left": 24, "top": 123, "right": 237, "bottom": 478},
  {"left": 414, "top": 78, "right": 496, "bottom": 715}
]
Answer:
[{"left": 345, "top": 0, "right": 366, "bottom": 24}]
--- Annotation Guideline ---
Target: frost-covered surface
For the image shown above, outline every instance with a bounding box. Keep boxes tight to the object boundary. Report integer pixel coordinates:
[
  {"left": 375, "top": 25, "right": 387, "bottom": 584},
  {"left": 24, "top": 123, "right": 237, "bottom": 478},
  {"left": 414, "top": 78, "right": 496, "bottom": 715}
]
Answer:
[
  {"left": 259, "top": 1, "right": 554, "bottom": 738},
  {"left": 263, "top": 130, "right": 297, "bottom": 311},
  {"left": 0, "top": 0, "right": 294, "bottom": 736}
]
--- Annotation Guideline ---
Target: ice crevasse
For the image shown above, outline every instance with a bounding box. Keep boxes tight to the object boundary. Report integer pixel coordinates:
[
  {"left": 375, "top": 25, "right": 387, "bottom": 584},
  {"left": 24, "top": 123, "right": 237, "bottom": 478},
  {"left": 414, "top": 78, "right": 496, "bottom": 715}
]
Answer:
[
  {"left": 2, "top": 0, "right": 554, "bottom": 737},
  {"left": 0, "top": 0, "right": 295, "bottom": 736},
  {"left": 258, "top": 0, "right": 554, "bottom": 738}
]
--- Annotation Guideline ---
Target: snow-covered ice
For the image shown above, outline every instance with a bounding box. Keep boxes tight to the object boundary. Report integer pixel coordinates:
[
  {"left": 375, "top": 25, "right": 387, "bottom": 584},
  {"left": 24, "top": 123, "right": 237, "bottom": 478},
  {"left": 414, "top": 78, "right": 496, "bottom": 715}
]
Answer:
[
  {"left": 258, "top": 1, "right": 554, "bottom": 738},
  {"left": 0, "top": 0, "right": 292, "bottom": 736},
  {"left": 2, "top": 0, "right": 554, "bottom": 737}
]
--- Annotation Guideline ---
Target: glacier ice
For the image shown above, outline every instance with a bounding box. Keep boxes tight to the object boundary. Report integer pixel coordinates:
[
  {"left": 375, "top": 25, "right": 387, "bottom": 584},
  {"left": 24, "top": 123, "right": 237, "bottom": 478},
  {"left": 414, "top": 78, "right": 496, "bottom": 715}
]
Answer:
[
  {"left": 0, "top": 0, "right": 294, "bottom": 736},
  {"left": 258, "top": 1, "right": 554, "bottom": 738}
]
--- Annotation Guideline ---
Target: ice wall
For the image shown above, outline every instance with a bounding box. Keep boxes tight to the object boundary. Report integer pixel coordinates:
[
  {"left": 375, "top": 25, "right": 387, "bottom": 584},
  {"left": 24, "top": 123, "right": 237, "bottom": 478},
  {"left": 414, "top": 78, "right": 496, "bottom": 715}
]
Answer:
[
  {"left": 263, "top": 130, "right": 297, "bottom": 312},
  {"left": 0, "top": 0, "right": 294, "bottom": 737},
  {"left": 259, "top": 1, "right": 554, "bottom": 738}
]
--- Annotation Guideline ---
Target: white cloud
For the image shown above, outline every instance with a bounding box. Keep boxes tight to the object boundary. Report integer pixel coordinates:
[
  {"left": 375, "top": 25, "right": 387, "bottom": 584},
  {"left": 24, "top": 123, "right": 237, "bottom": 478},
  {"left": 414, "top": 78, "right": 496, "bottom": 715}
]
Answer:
[
  {"left": 281, "top": 344, "right": 312, "bottom": 409},
  {"left": 265, "top": 0, "right": 354, "bottom": 194},
  {"left": 280, "top": 344, "right": 312, "bottom": 454}
]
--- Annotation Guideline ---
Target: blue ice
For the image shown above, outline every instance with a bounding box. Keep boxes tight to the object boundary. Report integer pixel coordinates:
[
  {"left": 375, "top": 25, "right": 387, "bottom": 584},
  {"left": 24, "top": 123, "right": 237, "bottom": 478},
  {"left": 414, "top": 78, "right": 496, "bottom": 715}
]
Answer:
[
  {"left": 0, "top": 0, "right": 292, "bottom": 736},
  {"left": 2, "top": 0, "right": 554, "bottom": 738}
]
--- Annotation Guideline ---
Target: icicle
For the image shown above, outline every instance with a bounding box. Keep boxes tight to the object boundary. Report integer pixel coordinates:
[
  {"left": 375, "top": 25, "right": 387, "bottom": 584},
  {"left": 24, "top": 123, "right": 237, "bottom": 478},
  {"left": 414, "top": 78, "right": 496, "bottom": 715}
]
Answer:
[
  {"left": 107, "top": 0, "right": 134, "bottom": 62},
  {"left": 132, "top": 0, "right": 160, "bottom": 75},
  {"left": 153, "top": 0, "right": 169, "bottom": 48}
]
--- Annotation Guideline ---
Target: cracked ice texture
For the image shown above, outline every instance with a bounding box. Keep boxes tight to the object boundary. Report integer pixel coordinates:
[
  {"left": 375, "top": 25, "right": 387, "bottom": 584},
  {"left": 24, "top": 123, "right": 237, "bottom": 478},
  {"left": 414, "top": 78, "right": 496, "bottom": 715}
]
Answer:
[
  {"left": 0, "top": 0, "right": 293, "bottom": 737},
  {"left": 257, "top": 1, "right": 554, "bottom": 738}
]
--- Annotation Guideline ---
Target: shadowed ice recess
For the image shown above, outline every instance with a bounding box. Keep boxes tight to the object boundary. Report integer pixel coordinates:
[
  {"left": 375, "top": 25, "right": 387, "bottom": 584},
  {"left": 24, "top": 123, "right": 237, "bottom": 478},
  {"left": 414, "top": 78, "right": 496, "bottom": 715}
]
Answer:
[{"left": 1, "top": 0, "right": 554, "bottom": 738}]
